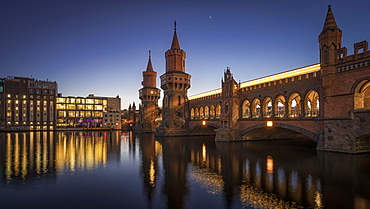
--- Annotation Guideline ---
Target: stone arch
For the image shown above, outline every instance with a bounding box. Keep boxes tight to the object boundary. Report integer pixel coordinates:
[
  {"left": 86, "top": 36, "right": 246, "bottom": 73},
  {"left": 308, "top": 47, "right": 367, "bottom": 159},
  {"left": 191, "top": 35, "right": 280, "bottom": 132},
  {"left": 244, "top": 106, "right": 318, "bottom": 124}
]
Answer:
[
  {"left": 262, "top": 97, "right": 273, "bottom": 118},
  {"left": 240, "top": 122, "right": 319, "bottom": 142},
  {"left": 241, "top": 99, "right": 251, "bottom": 118},
  {"left": 204, "top": 106, "right": 209, "bottom": 119},
  {"left": 189, "top": 122, "right": 220, "bottom": 135},
  {"left": 251, "top": 98, "right": 261, "bottom": 118},
  {"left": 288, "top": 93, "right": 302, "bottom": 118},
  {"left": 304, "top": 90, "right": 319, "bottom": 117},
  {"left": 210, "top": 105, "right": 215, "bottom": 119},
  {"left": 353, "top": 78, "right": 370, "bottom": 109},
  {"left": 274, "top": 95, "right": 286, "bottom": 118},
  {"left": 216, "top": 104, "right": 221, "bottom": 118},
  {"left": 190, "top": 108, "right": 195, "bottom": 119}
]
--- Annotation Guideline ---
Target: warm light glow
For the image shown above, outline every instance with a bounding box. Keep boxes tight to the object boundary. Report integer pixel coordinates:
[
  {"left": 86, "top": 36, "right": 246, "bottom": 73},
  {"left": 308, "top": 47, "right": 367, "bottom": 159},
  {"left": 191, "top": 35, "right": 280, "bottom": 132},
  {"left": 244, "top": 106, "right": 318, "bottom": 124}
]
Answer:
[
  {"left": 266, "top": 156, "right": 274, "bottom": 174},
  {"left": 202, "top": 143, "right": 206, "bottom": 162},
  {"left": 266, "top": 121, "right": 273, "bottom": 127},
  {"left": 189, "top": 64, "right": 320, "bottom": 100},
  {"left": 202, "top": 120, "right": 206, "bottom": 126}
]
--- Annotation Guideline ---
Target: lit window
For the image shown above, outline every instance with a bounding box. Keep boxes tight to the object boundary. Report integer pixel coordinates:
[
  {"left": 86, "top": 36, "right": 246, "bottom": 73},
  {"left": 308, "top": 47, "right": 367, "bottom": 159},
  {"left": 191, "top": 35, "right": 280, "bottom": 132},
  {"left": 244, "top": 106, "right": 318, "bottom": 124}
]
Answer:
[
  {"left": 15, "top": 100, "right": 19, "bottom": 104},
  {"left": 7, "top": 94, "right": 11, "bottom": 98}
]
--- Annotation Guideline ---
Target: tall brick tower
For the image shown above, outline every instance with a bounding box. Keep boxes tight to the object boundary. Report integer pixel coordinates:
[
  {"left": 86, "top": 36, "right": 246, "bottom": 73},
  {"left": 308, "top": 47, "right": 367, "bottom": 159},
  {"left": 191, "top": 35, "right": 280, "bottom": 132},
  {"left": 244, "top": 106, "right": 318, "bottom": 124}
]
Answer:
[
  {"left": 156, "top": 22, "right": 191, "bottom": 136},
  {"left": 137, "top": 51, "right": 161, "bottom": 132},
  {"left": 319, "top": 5, "right": 342, "bottom": 106}
]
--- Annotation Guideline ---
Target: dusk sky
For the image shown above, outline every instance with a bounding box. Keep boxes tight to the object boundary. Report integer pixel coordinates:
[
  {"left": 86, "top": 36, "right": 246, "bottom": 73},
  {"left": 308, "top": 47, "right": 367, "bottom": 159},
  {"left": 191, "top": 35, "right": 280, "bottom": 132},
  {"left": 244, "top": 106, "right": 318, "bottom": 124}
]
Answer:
[{"left": 1, "top": 0, "right": 370, "bottom": 109}]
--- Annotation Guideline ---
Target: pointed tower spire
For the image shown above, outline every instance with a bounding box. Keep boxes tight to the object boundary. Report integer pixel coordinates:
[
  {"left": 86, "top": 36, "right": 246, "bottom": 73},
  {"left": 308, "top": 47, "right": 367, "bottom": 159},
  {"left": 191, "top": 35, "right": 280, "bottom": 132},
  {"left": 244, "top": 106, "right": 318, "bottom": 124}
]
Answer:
[
  {"left": 322, "top": 5, "right": 338, "bottom": 31},
  {"left": 146, "top": 50, "right": 154, "bottom": 72},
  {"left": 171, "top": 21, "right": 180, "bottom": 50}
]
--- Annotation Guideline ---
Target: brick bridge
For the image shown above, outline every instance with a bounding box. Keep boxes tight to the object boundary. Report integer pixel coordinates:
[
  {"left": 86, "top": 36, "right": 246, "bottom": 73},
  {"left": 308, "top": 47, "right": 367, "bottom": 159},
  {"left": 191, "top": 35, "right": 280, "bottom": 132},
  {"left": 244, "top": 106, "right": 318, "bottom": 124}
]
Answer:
[
  {"left": 137, "top": 7, "right": 370, "bottom": 154},
  {"left": 185, "top": 7, "right": 370, "bottom": 154}
]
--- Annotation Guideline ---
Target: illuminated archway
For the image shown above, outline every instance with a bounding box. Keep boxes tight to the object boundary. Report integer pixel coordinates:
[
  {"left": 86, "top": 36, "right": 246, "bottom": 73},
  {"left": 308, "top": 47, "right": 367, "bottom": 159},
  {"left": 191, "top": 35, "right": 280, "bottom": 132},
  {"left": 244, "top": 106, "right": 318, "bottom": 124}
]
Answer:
[
  {"left": 354, "top": 79, "right": 370, "bottom": 109},
  {"left": 288, "top": 93, "right": 301, "bottom": 118},
  {"left": 199, "top": 106, "right": 204, "bottom": 119},
  {"left": 195, "top": 107, "right": 199, "bottom": 119},
  {"left": 204, "top": 106, "right": 209, "bottom": 119},
  {"left": 190, "top": 108, "right": 195, "bottom": 119},
  {"left": 251, "top": 98, "right": 261, "bottom": 118},
  {"left": 216, "top": 104, "right": 221, "bottom": 118},
  {"left": 210, "top": 105, "right": 215, "bottom": 119},
  {"left": 305, "top": 90, "right": 319, "bottom": 117},
  {"left": 242, "top": 99, "right": 251, "bottom": 118},
  {"left": 274, "top": 95, "right": 285, "bottom": 118},
  {"left": 262, "top": 97, "right": 272, "bottom": 118}
]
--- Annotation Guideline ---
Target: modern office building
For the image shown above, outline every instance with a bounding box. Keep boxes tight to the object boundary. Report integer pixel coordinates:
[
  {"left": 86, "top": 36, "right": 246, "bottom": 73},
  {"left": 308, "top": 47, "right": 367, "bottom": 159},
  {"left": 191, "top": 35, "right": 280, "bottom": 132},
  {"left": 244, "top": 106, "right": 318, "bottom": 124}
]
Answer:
[
  {"left": 56, "top": 94, "right": 121, "bottom": 129},
  {"left": 0, "top": 76, "right": 58, "bottom": 131}
]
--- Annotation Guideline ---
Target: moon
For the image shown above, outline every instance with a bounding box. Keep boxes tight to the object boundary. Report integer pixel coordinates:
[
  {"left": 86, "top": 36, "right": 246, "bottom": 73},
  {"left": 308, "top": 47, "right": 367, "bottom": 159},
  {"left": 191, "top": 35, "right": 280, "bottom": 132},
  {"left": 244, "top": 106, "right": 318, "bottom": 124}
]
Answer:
[{"left": 209, "top": 16, "right": 212, "bottom": 19}]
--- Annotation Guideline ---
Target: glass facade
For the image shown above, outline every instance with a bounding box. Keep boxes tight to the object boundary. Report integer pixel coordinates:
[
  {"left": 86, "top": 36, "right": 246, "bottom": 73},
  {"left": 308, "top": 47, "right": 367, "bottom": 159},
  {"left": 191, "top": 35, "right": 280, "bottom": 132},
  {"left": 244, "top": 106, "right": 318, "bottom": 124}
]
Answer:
[{"left": 56, "top": 96, "right": 108, "bottom": 128}]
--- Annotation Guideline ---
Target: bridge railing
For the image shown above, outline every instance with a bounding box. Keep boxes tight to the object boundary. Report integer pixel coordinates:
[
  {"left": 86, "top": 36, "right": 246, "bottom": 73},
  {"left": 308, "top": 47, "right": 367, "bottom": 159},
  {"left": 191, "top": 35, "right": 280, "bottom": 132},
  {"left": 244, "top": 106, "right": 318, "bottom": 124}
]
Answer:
[
  {"left": 274, "top": 111, "right": 285, "bottom": 118},
  {"left": 305, "top": 110, "right": 319, "bottom": 117},
  {"left": 288, "top": 110, "right": 300, "bottom": 118},
  {"left": 262, "top": 112, "right": 273, "bottom": 118},
  {"left": 251, "top": 112, "right": 261, "bottom": 118}
]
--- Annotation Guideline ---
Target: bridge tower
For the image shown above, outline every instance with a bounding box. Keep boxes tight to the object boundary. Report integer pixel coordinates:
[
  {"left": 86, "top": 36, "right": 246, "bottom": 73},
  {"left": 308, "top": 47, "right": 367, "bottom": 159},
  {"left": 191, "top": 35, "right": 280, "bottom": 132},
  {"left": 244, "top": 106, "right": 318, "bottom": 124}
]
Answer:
[
  {"left": 137, "top": 51, "right": 161, "bottom": 132},
  {"left": 319, "top": 5, "right": 342, "bottom": 116},
  {"left": 156, "top": 22, "right": 191, "bottom": 136},
  {"left": 215, "top": 68, "right": 241, "bottom": 141}
]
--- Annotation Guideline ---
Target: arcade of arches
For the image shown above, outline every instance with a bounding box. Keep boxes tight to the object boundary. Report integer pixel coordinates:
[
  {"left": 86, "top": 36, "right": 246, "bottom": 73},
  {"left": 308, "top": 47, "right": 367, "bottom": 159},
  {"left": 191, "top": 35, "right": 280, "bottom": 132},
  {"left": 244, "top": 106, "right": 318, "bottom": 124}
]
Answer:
[{"left": 190, "top": 90, "right": 320, "bottom": 119}]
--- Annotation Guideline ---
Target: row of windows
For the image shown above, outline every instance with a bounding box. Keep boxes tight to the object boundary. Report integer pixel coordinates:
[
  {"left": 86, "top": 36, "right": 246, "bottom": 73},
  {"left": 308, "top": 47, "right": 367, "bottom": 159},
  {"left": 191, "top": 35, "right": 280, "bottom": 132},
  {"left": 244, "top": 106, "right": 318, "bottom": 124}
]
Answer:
[
  {"left": 7, "top": 100, "right": 54, "bottom": 105},
  {"left": 6, "top": 121, "right": 54, "bottom": 125},
  {"left": 57, "top": 97, "right": 106, "bottom": 105},
  {"left": 29, "top": 89, "right": 55, "bottom": 95},
  {"left": 6, "top": 94, "right": 54, "bottom": 100},
  {"left": 56, "top": 104, "right": 104, "bottom": 110},
  {"left": 57, "top": 111, "right": 103, "bottom": 118},
  {"left": 29, "top": 83, "right": 55, "bottom": 89}
]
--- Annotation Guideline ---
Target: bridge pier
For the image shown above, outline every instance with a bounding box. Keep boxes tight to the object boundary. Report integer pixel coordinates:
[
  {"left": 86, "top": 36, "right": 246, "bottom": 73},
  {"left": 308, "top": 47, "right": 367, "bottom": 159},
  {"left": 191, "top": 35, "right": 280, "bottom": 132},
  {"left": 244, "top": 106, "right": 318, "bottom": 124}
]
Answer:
[{"left": 215, "top": 128, "right": 241, "bottom": 142}]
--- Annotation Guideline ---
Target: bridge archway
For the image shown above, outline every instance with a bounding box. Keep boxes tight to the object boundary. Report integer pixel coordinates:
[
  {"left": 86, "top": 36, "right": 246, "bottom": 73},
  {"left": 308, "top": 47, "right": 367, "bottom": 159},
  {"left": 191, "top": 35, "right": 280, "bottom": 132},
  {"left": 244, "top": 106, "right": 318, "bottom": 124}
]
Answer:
[
  {"left": 240, "top": 122, "right": 319, "bottom": 142},
  {"left": 189, "top": 122, "right": 219, "bottom": 135},
  {"left": 353, "top": 78, "right": 370, "bottom": 109}
]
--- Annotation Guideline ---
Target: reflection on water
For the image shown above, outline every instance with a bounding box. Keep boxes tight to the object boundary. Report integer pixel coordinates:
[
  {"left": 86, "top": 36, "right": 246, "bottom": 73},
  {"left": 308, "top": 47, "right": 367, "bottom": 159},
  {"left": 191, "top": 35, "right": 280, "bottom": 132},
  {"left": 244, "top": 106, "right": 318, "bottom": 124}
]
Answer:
[{"left": 1, "top": 132, "right": 370, "bottom": 209}]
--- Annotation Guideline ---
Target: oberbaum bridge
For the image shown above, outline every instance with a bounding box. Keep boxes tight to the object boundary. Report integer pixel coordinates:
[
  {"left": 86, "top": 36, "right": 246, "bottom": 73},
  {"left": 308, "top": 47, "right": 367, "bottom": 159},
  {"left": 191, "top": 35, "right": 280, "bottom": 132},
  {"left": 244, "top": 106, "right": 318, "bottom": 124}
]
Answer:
[{"left": 134, "top": 6, "right": 370, "bottom": 154}]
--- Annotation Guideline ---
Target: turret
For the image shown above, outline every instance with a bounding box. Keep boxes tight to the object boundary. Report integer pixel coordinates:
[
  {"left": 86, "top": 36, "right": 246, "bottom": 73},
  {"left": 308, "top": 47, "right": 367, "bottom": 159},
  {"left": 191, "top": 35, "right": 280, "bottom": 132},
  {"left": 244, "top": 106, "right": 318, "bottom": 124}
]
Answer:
[{"left": 319, "top": 5, "right": 342, "bottom": 69}]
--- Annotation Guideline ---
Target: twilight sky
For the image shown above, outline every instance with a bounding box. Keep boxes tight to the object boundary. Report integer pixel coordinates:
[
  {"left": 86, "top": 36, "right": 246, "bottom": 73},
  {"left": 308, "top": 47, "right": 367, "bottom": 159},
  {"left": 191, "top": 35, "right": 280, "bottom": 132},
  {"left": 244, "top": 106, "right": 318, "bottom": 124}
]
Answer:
[{"left": 1, "top": 0, "right": 370, "bottom": 109}]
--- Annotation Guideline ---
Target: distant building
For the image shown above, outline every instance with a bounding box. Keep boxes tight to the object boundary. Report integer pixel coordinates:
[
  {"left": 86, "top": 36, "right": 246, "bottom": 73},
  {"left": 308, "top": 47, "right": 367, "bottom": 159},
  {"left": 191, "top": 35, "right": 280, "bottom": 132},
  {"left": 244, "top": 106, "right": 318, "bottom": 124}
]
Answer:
[
  {"left": 56, "top": 94, "right": 121, "bottom": 129},
  {"left": 102, "top": 97, "right": 121, "bottom": 129},
  {"left": 0, "top": 76, "right": 58, "bottom": 131}
]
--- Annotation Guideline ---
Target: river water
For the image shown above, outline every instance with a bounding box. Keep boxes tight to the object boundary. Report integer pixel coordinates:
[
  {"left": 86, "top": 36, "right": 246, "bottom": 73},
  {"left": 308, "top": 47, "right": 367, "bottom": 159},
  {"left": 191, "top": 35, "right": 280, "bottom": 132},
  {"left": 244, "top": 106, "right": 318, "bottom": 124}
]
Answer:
[{"left": 0, "top": 131, "right": 370, "bottom": 209}]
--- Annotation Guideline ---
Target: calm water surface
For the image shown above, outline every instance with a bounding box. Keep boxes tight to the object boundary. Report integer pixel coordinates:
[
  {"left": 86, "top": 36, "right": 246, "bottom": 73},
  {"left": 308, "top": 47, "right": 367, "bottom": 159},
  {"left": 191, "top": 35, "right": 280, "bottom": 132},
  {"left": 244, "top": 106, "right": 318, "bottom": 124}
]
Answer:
[{"left": 1, "top": 131, "right": 370, "bottom": 209}]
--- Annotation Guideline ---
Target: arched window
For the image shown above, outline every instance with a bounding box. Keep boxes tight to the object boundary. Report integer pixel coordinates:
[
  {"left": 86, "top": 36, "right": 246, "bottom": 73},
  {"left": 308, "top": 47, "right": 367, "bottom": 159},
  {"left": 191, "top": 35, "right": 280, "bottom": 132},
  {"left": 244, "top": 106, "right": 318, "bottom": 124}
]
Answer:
[
  {"left": 225, "top": 102, "right": 229, "bottom": 114},
  {"left": 178, "top": 95, "right": 181, "bottom": 105},
  {"left": 204, "top": 106, "right": 209, "bottom": 119},
  {"left": 305, "top": 90, "right": 319, "bottom": 117},
  {"left": 275, "top": 95, "right": 285, "bottom": 117},
  {"left": 354, "top": 80, "right": 370, "bottom": 109},
  {"left": 252, "top": 98, "right": 261, "bottom": 118},
  {"left": 288, "top": 93, "right": 301, "bottom": 118},
  {"left": 262, "top": 97, "right": 272, "bottom": 118},
  {"left": 242, "top": 100, "right": 250, "bottom": 118},
  {"left": 216, "top": 104, "right": 221, "bottom": 118},
  {"left": 210, "top": 105, "right": 215, "bottom": 119}
]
